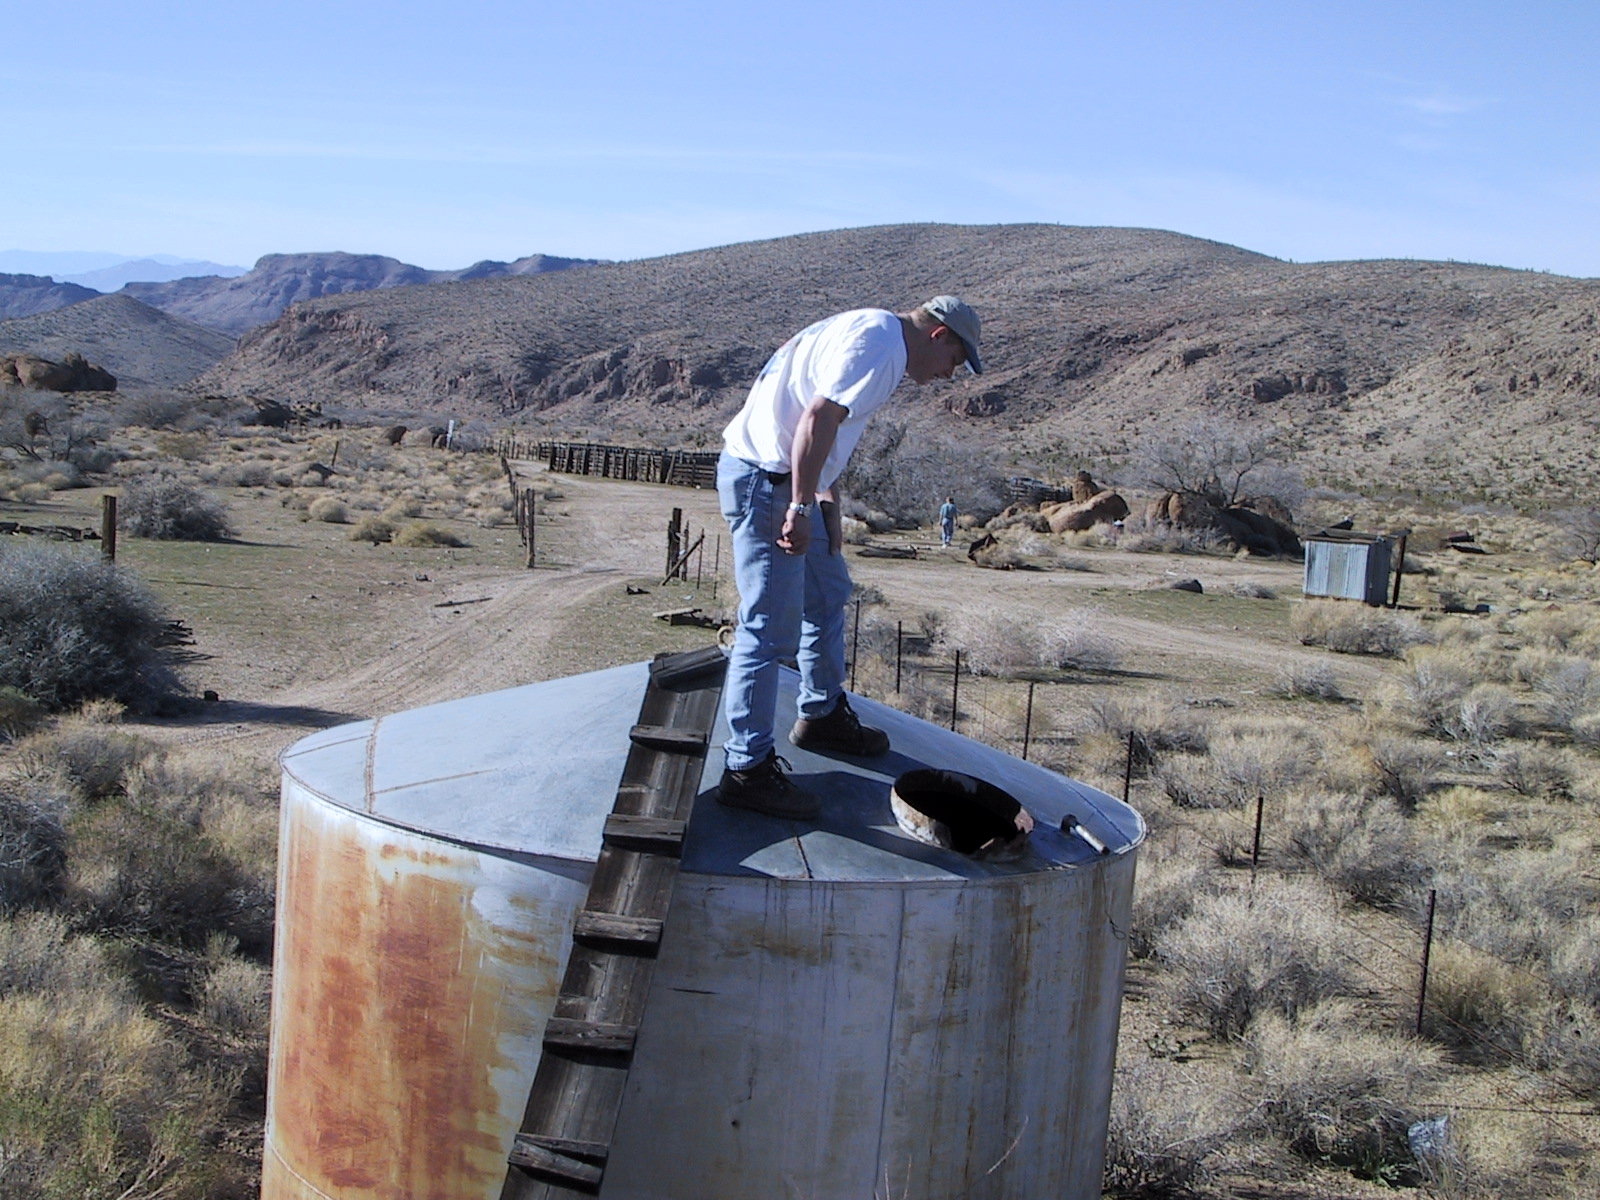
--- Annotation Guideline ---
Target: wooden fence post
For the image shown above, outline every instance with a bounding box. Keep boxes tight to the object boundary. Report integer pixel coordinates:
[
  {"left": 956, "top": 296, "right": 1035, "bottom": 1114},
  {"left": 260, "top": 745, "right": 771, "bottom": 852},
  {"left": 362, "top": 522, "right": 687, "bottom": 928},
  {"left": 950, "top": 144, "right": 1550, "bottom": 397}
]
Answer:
[{"left": 101, "top": 494, "right": 117, "bottom": 562}]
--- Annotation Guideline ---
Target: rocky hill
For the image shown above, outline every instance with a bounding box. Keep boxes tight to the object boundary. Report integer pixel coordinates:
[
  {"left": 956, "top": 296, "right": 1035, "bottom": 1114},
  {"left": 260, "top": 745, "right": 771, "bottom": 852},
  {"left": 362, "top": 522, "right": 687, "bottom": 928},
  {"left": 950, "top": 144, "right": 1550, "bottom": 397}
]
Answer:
[
  {"left": 0, "top": 273, "right": 100, "bottom": 320},
  {"left": 0, "top": 294, "right": 237, "bottom": 389},
  {"left": 122, "top": 250, "right": 601, "bottom": 335},
  {"left": 193, "top": 223, "right": 1600, "bottom": 503}
]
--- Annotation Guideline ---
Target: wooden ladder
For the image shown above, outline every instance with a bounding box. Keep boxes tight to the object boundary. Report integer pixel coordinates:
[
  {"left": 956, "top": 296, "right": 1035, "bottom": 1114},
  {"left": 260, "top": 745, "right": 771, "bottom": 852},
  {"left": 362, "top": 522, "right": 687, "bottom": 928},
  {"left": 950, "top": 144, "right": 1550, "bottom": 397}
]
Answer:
[{"left": 500, "top": 645, "right": 726, "bottom": 1199}]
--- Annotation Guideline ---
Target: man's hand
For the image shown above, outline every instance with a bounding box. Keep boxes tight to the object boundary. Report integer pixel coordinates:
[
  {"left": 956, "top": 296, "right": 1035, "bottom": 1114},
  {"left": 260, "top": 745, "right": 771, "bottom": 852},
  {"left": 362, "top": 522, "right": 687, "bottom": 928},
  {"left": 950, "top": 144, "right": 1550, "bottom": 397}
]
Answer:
[{"left": 777, "top": 506, "right": 810, "bottom": 556}]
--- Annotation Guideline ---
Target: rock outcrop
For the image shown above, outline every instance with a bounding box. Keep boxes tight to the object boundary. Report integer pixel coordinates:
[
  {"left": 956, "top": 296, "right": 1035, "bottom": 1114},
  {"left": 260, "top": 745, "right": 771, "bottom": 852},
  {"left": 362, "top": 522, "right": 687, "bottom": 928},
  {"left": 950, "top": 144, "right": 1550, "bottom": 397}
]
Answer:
[
  {"left": 1146, "top": 490, "right": 1301, "bottom": 556},
  {"left": 0, "top": 351, "right": 116, "bottom": 392}
]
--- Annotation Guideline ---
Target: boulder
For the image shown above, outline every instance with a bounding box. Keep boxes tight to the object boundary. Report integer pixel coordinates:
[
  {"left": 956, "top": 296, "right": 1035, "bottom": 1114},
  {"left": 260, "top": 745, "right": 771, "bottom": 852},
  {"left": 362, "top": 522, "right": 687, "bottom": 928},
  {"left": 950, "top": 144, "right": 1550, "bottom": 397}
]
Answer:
[
  {"left": 3, "top": 352, "right": 116, "bottom": 392},
  {"left": 1071, "top": 470, "right": 1101, "bottom": 503},
  {"left": 1046, "top": 490, "right": 1129, "bottom": 534}
]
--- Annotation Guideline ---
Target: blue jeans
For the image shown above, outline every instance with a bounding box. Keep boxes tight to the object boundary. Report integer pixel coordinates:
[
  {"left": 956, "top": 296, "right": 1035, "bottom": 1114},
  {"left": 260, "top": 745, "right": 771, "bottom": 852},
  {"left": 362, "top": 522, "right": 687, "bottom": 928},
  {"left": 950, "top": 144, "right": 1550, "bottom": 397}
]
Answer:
[{"left": 717, "top": 452, "right": 852, "bottom": 770}]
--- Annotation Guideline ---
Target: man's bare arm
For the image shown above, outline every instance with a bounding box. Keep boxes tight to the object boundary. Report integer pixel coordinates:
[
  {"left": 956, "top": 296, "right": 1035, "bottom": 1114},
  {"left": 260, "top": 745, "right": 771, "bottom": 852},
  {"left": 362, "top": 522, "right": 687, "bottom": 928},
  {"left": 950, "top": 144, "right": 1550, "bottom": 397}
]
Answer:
[{"left": 779, "top": 396, "right": 847, "bottom": 556}]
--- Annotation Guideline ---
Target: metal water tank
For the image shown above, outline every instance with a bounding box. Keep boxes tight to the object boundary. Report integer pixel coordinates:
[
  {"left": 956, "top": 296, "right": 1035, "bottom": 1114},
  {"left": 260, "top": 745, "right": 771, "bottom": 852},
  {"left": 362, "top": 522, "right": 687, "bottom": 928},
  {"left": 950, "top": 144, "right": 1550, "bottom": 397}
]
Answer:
[{"left": 268, "top": 659, "right": 1143, "bottom": 1200}]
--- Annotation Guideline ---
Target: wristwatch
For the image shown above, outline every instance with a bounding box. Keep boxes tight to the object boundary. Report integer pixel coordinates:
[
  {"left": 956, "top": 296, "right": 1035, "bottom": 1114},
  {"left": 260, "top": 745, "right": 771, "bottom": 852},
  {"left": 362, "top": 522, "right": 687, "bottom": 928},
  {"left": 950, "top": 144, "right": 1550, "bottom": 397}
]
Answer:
[{"left": 788, "top": 501, "right": 813, "bottom": 516}]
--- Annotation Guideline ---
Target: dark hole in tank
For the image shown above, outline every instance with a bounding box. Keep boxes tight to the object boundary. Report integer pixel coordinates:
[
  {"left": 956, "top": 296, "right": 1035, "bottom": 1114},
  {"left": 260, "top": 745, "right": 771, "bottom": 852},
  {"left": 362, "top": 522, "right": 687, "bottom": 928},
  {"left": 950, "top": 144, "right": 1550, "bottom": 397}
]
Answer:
[{"left": 890, "top": 769, "right": 1029, "bottom": 856}]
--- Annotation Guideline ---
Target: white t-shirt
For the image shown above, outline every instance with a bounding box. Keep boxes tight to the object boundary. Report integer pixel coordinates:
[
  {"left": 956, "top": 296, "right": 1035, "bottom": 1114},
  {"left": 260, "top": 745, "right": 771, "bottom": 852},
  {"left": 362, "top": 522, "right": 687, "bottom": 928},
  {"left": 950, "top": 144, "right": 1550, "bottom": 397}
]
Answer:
[{"left": 722, "top": 308, "right": 907, "bottom": 491}]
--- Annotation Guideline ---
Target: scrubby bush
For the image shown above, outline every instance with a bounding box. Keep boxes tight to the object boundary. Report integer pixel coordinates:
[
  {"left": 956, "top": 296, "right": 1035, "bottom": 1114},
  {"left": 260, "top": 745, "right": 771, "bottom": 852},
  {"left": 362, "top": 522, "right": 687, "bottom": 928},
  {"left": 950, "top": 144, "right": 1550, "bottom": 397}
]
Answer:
[
  {"left": 1292, "top": 600, "right": 1431, "bottom": 657},
  {"left": 0, "top": 780, "right": 66, "bottom": 911},
  {"left": 307, "top": 496, "right": 348, "bottom": 523},
  {"left": 0, "top": 687, "right": 46, "bottom": 739},
  {"left": 350, "top": 515, "right": 395, "bottom": 544},
  {"left": 1281, "top": 791, "right": 1419, "bottom": 909},
  {"left": 1157, "top": 878, "right": 1357, "bottom": 1039},
  {"left": 393, "top": 521, "right": 468, "bottom": 548},
  {"left": 118, "top": 474, "right": 234, "bottom": 541},
  {"left": 1103, "top": 1052, "right": 1238, "bottom": 1194},
  {"left": 1241, "top": 1000, "right": 1442, "bottom": 1177},
  {"left": 1268, "top": 660, "right": 1342, "bottom": 700},
  {"left": 0, "top": 544, "right": 179, "bottom": 712}
]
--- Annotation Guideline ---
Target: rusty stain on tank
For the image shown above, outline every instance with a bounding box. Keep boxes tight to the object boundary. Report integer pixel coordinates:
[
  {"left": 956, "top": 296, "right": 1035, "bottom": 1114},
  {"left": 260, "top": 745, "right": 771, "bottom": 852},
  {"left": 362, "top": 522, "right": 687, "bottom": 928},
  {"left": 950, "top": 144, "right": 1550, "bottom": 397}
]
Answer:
[{"left": 265, "top": 795, "right": 568, "bottom": 1200}]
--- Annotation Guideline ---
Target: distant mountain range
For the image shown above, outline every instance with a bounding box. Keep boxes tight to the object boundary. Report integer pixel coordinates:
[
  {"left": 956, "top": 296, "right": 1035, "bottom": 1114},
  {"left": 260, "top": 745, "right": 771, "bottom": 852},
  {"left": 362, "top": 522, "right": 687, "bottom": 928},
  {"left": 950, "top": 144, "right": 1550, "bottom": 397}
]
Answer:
[
  {"left": 0, "top": 249, "right": 602, "bottom": 339},
  {"left": 60, "top": 259, "right": 248, "bottom": 292},
  {"left": 120, "top": 251, "right": 601, "bottom": 336}
]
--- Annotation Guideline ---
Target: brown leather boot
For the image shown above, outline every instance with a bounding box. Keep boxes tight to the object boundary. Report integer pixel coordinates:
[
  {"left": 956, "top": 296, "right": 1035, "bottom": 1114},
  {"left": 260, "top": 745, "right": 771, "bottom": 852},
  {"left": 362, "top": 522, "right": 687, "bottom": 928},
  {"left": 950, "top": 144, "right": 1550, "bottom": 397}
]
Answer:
[{"left": 789, "top": 695, "right": 890, "bottom": 757}]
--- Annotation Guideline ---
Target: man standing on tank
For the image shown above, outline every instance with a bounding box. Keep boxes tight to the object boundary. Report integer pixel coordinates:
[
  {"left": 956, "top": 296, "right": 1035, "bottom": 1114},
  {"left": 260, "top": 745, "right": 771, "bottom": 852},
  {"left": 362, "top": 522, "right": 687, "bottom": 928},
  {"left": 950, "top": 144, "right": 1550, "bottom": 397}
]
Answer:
[{"left": 716, "top": 296, "right": 984, "bottom": 818}]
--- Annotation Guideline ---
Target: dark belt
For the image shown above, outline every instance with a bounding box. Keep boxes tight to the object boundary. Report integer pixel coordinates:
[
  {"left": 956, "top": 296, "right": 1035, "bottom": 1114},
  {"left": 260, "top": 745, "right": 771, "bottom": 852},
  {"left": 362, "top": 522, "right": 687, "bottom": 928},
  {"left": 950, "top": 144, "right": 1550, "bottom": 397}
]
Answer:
[{"left": 763, "top": 470, "right": 791, "bottom": 484}]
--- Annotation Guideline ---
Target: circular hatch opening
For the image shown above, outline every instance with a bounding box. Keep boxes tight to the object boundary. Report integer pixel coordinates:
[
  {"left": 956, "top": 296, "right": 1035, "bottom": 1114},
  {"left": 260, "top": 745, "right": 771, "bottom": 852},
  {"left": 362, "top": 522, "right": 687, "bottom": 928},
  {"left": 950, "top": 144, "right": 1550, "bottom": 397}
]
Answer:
[{"left": 890, "top": 769, "right": 1035, "bottom": 858}]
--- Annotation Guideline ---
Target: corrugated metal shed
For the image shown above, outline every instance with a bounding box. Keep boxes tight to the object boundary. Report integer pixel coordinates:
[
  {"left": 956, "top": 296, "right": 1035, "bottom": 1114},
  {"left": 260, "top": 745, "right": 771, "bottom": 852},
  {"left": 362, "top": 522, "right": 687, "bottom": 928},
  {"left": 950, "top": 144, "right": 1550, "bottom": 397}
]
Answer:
[{"left": 1303, "top": 528, "right": 1404, "bottom": 605}]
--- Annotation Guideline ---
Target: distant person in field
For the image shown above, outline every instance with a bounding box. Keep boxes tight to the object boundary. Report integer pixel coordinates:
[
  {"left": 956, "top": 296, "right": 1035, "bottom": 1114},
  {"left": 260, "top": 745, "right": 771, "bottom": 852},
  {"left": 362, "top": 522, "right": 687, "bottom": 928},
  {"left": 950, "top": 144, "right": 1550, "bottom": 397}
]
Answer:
[
  {"left": 939, "top": 495, "right": 958, "bottom": 546},
  {"left": 717, "top": 296, "right": 984, "bottom": 818}
]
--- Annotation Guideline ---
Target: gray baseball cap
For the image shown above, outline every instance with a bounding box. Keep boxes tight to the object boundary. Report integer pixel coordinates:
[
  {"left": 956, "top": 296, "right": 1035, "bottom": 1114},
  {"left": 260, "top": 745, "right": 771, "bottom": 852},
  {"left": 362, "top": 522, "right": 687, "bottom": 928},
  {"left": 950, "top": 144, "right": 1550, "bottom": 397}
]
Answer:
[{"left": 924, "top": 295, "right": 983, "bottom": 374}]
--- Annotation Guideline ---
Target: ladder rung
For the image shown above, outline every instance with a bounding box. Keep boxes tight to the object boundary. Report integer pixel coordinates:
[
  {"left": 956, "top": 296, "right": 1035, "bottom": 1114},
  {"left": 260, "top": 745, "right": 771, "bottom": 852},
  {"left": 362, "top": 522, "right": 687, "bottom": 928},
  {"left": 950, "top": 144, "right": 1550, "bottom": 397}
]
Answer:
[
  {"left": 628, "top": 723, "right": 708, "bottom": 752},
  {"left": 573, "top": 910, "right": 664, "bottom": 950},
  {"left": 543, "top": 1017, "right": 637, "bottom": 1056},
  {"left": 508, "top": 1134, "right": 605, "bottom": 1190},
  {"left": 602, "top": 813, "right": 686, "bottom": 856}
]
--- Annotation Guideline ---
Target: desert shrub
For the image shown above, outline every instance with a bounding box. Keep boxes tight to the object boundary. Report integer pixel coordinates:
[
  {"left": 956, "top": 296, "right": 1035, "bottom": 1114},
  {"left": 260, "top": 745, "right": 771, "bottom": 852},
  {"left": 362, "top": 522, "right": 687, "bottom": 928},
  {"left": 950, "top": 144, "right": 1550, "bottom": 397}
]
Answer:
[
  {"left": 1524, "top": 999, "right": 1600, "bottom": 1099},
  {"left": 0, "top": 988, "right": 242, "bottom": 1199},
  {"left": 1157, "top": 878, "right": 1357, "bottom": 1039},
  {"left": 1281, "top": 791, "right": 1419, "bottom": 909},
  {"left": 350, "top": 514, "right": 395, "bottom": 544},
  {"left": 1527, "top": 655, "right": 1600, "bottom": 732},
  {"left": 1430, "top": 845, "right": 1598, "bottom": 969},
  {"left": 0, "top": 911, "right": 123, "bottom": 999},
  {"left": 1268, "top": 660, "right": 1342, "bottom": 700},
  {"left": 1230, "top": 580, "right": 1277, "bottom": 599},
  {"left": 1158, "top": 753, "right": 1231, "bottom": 809},
  {"left": 306, "top": 496, "right": 348, "bottom": 523},
  {"left": 0, "top": 781, "right": 66, "bottom": 912},
  {"left": 1042, "top": 610, "right": 1123, "bottom": 671},
  {"left": 1360, "top": 733, "right": 1440, "bottom": 809},
  {"left": 1493, "top": 741, "right": 1576, "bottom": 800},
  {"left": 1116, "top": 515, "right": 1229, "bottom": 555},
  {"left": 382, "top": 496, "right": 424, "bottom": 521},
  {"left": 1241, "top": 1000, "right": 1442, "bottom": 1178},
  {"left": 1292, "top": 600, "right": 1431, "bottom": 657},
  {"left": 1445, "top": 682, "right": 1521, "bottom": 746},
  {"left": 1102, "top": 1052, "right": 1238, "bottom": 1194},
  {"left": 393, "top": 521, "right": 468, "bottom": 548},
  {"left": 20, "top": 724, "right": 147, "bottom": 802},
  {"left": 1087, "top": 692, "right": 1209, "bottom": 759},
  {"left": 63, "top": 761, "right": 273, "bottom": 951},
  {"left": 1418, "top": 940, "right": 1543, "bottom": 1060},
  {"left": 118, "top": 475, "right": 234, "bottom": 541},
  {"left": 0, "top": 544, "right": 179, "bottom": 712},
  {"left": 969, "top": 537, "right": 1025, "bottom": 570},
  {"left": 1128, "top": 850, "right": 1221, "bottom": 959},
  {"left": 196, "top": 935, "right": 271, "bottom": 1039},
  {"left": 0, "top": 687, "right": 46, "bottom": 740}
]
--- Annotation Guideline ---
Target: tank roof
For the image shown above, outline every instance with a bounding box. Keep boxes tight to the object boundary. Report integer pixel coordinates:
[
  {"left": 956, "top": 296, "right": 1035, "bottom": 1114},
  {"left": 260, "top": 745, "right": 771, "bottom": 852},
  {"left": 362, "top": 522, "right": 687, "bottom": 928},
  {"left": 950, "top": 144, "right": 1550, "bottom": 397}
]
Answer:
[{"left": 279, "top": 658, "right": 1144, "bottom": 882}]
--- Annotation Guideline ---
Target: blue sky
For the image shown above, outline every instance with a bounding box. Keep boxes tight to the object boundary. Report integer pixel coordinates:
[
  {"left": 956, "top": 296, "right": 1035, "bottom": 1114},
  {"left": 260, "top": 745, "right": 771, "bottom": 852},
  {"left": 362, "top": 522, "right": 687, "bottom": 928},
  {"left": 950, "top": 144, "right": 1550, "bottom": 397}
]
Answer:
[{"left": 3, "top": 0, "right": 1597, "bottom": 276}]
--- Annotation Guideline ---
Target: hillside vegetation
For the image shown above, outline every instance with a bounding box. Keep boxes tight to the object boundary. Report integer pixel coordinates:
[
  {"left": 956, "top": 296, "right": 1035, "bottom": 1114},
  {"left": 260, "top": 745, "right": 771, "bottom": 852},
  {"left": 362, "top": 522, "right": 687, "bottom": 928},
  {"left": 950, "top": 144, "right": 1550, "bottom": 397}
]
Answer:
[{"left": 191, "top": 224, "right": 1600, "bottom": 505}]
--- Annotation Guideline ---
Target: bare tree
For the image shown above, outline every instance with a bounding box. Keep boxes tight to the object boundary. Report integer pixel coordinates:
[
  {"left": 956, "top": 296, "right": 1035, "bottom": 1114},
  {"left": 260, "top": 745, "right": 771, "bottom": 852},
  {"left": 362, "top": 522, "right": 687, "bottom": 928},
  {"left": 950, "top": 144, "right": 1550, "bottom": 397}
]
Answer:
[
  {"left": 838, "top": 420, "right": 1007, "bottom": 525},
  {"left": 1133, "top": 416, "right": 1302, "bottom": 510}
]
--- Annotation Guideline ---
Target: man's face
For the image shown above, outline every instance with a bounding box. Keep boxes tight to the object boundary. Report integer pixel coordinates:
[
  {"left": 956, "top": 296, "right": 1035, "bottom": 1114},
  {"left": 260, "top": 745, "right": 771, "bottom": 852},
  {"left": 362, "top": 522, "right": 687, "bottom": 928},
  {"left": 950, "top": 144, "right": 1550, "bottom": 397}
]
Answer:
[{"left": 908, "top": 325, "right": 969, "bottom": 384}]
